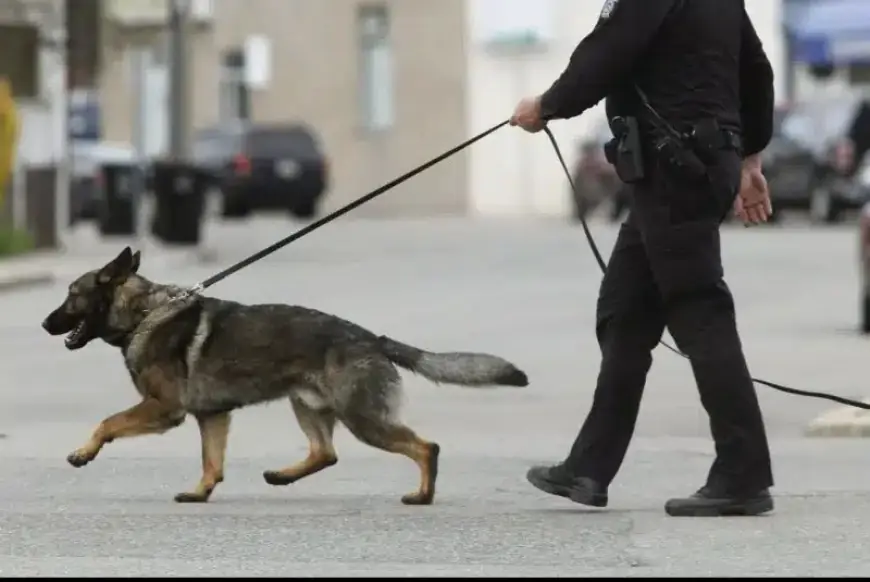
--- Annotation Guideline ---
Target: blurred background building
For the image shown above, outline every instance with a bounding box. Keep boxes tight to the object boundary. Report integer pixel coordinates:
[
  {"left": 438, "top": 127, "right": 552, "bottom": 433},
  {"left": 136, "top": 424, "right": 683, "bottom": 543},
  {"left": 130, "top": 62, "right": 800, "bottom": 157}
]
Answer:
[
  {"left": 783, "top": 0, "right": 870, "bottom": 99},
  {"left": 96, "top": 0, "right": 470, "bottom": 218},
  {"left": 1, "top": 0, "right": 869, "bottom": 252},
  {"left": 0, "top": 0, "right": 67, "bottom": 250}
]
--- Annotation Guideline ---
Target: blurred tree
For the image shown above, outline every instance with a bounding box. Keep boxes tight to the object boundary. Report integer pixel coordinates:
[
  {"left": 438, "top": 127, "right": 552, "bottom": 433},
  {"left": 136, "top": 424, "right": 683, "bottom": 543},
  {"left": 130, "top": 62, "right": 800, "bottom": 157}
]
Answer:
[{"left": 0, "top": 77, "right": 19, "bottom": 213}]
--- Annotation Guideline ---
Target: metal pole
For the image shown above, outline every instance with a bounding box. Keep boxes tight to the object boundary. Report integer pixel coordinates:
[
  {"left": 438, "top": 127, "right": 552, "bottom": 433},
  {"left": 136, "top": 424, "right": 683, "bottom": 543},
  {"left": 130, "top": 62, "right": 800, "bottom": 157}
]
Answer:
[
  {"left": 167, "top": 0, "right": 191, "bottom": 162},
  {"left": 167, "top": 0, "right": 212, "bottom": 261},
  {"left": 130, "top": 48, "right": 148, "bottom": 246},
  {"left": 51, "top": 0, "right": 69, "bottom": 250}
]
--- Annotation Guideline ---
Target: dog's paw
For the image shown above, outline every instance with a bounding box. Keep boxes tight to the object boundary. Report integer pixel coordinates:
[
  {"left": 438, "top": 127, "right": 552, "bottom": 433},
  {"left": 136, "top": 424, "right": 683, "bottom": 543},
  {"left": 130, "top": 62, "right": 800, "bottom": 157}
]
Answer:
[
  {"left": 401, "top": 492, "right": 435, "bottom": 506},
  {"left": 173, "top": 491, "right": 211, "bottom": 503},
  {"left": 263, "top": 470, "right": 297, "bottom": 486},
  {"left": 66, "top": 449, "right": 95, "bottom": 468}
]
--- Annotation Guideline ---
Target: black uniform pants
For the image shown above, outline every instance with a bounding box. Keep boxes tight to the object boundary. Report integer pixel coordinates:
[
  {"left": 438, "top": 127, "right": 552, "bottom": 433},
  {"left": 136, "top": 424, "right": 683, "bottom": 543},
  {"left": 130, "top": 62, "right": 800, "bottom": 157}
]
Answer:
[{"left": 564, "top": 150, "right": 774, "bottom": 494}]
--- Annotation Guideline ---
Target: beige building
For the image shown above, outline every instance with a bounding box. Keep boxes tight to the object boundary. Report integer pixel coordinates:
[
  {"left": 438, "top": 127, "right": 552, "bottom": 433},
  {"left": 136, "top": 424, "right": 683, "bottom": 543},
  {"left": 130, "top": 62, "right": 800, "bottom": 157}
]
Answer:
[{"left": 100, "top": 0, "right": 470, "bottom": 217}]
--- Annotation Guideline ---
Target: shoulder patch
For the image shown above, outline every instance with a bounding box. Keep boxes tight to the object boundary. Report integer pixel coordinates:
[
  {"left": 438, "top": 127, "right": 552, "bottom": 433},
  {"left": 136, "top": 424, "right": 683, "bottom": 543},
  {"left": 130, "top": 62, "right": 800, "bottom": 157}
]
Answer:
[{"left": 600, "top": 0, "right": 619, "bottom": 19}]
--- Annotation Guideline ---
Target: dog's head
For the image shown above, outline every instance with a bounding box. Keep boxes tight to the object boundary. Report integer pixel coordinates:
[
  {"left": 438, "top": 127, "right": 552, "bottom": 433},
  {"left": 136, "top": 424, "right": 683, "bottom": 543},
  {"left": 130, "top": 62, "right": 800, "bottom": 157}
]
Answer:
[{"left": 42, "top": 246, "right": 141, "bottom": 350}]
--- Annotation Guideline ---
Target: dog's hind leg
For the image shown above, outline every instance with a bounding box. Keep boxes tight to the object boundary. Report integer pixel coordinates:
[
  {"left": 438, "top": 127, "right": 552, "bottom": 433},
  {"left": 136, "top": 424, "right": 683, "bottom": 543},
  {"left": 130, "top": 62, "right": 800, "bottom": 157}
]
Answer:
[
  {"left": 336, "top": 360, "right": 440, "bottom": 505},
  {"left": 175, "top": 412, "right": 231, "bottom": 503},
  {"left": 263, "top": 396, "right": 338, "bottom": 486},
  {"left": 342, "top": 411, "right": 440, "bottom": 506}
]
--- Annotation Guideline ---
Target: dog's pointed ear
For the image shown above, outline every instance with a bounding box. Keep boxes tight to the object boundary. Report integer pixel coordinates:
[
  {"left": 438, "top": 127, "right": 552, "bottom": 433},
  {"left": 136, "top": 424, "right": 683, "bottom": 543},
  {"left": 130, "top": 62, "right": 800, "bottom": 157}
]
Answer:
[
  {"left": 130, "top": 250, "right": 141, "bottom": 274},
  {"left": 98, "top": 246, "right": 136, "bottom": 284}
]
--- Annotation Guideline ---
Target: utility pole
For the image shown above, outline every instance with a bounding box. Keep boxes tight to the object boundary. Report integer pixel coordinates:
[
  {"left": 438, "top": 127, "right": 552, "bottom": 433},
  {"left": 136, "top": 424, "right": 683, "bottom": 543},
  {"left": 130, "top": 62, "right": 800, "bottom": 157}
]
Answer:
[
  {"left": 166, "top": 0, "right": 213, "bottom": 262},
  {"left": 48, "top": 0, "right": 69, "bottom": 250},
  {"left": 129, "top": 48, "right": 148, "bottom": 246},
  {"left": 167, "top": 0, "right": 191, "bottom": 162}
]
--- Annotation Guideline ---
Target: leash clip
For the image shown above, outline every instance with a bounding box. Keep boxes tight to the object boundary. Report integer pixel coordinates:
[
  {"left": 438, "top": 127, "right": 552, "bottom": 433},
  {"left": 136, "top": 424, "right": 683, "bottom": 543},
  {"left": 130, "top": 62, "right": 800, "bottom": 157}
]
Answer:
[{"left": 171, "top": 282, "right": 204, "bottom": 304}]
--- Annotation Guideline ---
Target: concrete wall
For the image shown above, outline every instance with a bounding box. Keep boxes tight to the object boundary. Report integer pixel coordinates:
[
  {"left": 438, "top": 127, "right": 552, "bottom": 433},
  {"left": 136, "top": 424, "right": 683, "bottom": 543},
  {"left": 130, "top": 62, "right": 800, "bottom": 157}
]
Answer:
[
  {"left": 97, "top": 24, "right": 219, "bottom": 155},
  {"left": 214, "top": 0, "right": 469, "bottom": 217}
]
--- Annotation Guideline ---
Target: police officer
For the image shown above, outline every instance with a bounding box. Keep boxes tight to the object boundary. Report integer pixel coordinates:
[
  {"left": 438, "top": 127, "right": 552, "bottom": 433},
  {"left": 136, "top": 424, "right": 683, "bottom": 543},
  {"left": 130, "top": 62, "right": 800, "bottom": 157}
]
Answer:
[{"left": 511, "top": 0, "right": 776, "bottom": 517}]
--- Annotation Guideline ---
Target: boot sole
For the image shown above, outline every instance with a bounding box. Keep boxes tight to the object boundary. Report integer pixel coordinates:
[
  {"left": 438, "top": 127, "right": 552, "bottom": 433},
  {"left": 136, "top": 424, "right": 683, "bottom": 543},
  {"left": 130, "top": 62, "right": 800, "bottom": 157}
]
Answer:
[
  {"left": 526, "top": 472, "right": 608, "bottom": 508},
  {"left": 665, "top": 496, "right": 774, "bottom": 517}
]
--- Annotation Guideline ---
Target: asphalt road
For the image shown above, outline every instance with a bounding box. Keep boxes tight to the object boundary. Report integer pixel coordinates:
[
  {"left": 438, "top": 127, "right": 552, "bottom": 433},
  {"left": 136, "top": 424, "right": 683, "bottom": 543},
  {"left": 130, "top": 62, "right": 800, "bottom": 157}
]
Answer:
[{"left": 3, "top": 216, "right": 870, "bottom": 576}]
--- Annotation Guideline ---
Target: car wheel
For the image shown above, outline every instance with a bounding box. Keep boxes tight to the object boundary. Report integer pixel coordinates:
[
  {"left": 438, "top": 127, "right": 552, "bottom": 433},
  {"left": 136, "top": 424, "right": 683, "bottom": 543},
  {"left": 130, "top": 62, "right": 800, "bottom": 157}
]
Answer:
[
  {"left": 861, "top": 293, "right": 870, "bottom": 334},
  {"left": 290, "top": 198, "right": 317, "bottom": 219},
  {"left": 809, "top": 184, "right": 840, "bottom": 224},
  {"left": 221, "top": 194, "right": 251, "bottom": 219}
]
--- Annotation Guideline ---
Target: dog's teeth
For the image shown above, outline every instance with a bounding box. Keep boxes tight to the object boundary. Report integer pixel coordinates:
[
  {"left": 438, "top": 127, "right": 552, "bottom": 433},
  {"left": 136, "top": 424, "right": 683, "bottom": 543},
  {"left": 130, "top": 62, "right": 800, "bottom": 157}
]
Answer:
[{"left": 65, "top": 322, "right": 86, "bottom": 346}]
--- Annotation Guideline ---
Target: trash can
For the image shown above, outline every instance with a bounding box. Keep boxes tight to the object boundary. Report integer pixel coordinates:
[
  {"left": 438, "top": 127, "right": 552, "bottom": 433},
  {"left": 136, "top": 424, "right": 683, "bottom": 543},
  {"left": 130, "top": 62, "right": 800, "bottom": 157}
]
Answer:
[
  {"left": 150, "top": 161, "right": 206, "bottom": 246},
  {"left": 97, "top": 163, "right": 139, "bottom": 237}
]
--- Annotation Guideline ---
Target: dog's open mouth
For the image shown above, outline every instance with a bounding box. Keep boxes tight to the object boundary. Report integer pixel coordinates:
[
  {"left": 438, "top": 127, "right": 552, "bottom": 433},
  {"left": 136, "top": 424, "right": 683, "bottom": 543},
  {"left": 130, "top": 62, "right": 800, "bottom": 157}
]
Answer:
[{"left": 65, "top": 321, "right": 88, "bottom": 349}]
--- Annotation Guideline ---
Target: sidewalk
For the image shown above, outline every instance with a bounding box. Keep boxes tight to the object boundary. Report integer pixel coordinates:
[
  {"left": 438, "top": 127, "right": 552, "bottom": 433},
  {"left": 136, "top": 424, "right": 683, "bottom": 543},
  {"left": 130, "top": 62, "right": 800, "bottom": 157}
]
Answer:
[
  {"left": 805, "top": 398, "right": 870, "bottom": 437},
  {"left": 0, "top": 251, "right": 61, "bottom": 292},
  {"left": 0, "top": 225, "right": 222, "bottom": 294}
]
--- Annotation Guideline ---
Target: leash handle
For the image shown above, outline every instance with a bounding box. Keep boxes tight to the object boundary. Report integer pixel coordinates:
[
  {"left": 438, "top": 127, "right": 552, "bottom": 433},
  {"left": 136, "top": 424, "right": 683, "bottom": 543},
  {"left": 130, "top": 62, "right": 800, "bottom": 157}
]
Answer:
[{"left": 191, "top": 120, "right": 510, "bottom": 292}]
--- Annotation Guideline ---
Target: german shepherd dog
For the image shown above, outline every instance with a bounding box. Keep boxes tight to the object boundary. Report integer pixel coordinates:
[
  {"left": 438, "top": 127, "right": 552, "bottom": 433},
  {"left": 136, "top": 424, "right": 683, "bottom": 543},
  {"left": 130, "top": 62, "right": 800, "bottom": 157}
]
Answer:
[{"left": 41, "top": 247, "right": 528, "bottom": 505}]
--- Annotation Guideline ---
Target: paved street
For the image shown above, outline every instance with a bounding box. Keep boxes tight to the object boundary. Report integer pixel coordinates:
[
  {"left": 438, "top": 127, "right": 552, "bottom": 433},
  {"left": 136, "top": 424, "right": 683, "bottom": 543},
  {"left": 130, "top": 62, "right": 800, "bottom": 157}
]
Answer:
[{"left": 3, "top": 215, "right": 870, "bottom": 576}]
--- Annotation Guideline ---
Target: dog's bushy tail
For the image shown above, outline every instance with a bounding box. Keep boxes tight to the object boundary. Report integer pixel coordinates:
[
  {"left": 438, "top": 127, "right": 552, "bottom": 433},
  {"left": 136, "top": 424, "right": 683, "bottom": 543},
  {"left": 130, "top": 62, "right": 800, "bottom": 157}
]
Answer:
[{"left": 378, "top": 335, "right": 528, "bottom": 387}]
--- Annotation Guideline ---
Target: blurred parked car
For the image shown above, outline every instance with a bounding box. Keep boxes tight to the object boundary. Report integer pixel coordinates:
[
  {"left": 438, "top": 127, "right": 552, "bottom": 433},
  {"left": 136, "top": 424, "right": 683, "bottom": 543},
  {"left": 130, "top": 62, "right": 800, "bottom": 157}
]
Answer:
[
  {"left": 69, "top": 140, "right": 141, "bottom": 225},
  {"left": 853, "top": 152, "right": 870, "bottom": 332},
  {"left": 570, "top": 120, "right": 626, "bottom": 222},
  {"left": 763, "top": 96, "right": 870, "bottom": 224},
  {"left": 191, "top": 122, "right": 329, "bottom": 220}
]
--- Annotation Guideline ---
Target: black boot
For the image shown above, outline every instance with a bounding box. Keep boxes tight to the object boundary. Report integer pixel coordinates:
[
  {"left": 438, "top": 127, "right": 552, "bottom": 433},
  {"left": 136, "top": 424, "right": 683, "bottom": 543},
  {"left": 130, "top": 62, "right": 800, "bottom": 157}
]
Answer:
[
  {"left": 665, "top": 485, "right": 773, "bottom": 517},
  {"left": 526, "top": 464, "right": 608, "bottom": 507}
]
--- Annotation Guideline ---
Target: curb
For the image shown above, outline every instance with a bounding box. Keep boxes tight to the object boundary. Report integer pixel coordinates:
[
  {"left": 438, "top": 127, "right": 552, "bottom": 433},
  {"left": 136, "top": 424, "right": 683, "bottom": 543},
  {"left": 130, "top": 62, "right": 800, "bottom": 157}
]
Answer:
[
  {"left": 805, "top": 399, "right": 870, "bottom": 437},
  {"left": 0, "top": 272, "right": 55, "bottom": 293}
]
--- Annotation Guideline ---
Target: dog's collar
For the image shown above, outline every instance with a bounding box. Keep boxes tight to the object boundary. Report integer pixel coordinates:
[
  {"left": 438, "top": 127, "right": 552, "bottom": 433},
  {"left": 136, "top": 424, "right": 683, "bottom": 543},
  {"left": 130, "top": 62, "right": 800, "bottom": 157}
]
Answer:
[{"left": 102, "top": 331, "right": 129, "bottom": 349}]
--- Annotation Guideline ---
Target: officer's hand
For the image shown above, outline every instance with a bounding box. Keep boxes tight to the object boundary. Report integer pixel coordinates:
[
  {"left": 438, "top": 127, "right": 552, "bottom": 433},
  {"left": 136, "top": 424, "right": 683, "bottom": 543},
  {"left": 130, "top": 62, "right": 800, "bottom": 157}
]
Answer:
[
  {"left": 735, "top": 165, "right": 772, "bottom": 226},
  {"left": 510, "top": 97, "right": 546, "bottom": 133}
]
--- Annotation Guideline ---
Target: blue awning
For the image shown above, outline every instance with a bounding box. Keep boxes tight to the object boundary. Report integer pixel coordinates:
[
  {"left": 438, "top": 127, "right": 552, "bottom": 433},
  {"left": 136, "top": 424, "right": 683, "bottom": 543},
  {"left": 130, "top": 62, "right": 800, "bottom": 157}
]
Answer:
[{"left": 786, "top": 0, "right": 870, "bottom": 65}]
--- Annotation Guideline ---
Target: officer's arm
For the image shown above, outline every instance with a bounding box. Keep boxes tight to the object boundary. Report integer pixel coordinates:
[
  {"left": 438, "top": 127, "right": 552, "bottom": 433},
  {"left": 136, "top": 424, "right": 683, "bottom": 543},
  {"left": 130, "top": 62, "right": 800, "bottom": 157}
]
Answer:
[
  {"left": 739, "top": 8, "right": 775, "bottom": 157},
  {"left": 539, "top": 0, "right": 676, "bottom": 121}
]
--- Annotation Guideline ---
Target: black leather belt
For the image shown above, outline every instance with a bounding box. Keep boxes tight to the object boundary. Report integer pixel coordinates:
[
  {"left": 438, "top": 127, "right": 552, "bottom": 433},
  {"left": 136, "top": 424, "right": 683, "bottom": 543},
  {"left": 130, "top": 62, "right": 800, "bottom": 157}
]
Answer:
[
  {"left": 718, "top": 129, "right": 742, "bottom": 152},
  {"left": 683, "top": 126, "right": 742, "bottom": 152}
]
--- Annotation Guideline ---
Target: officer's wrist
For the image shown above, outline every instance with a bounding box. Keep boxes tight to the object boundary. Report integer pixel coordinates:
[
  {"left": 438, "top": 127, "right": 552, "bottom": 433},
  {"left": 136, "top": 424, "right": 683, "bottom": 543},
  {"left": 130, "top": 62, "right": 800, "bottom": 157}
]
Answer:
[
  {"left": 742, "top": 153, "right": 762, "bottom": 172},
  {"left": 539, "top": 88, "right": 563, "bottom": 121}
]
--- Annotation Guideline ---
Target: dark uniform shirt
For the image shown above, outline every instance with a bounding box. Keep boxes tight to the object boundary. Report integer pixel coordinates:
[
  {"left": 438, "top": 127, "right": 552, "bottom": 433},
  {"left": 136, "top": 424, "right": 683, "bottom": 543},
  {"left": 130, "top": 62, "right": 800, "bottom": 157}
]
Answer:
[{"left": 538, "top": 0, "right": 774, "bottom": 156}]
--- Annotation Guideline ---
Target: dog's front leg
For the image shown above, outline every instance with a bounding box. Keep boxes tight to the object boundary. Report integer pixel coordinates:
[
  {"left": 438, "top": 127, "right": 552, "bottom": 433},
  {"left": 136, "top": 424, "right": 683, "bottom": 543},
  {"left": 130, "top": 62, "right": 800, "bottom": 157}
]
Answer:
[
  {"left": 174, "top": 412, "right": 231, "bottom": 503},
  {"left": 67, "top": 398, "right": 185, "bottom": 468}
]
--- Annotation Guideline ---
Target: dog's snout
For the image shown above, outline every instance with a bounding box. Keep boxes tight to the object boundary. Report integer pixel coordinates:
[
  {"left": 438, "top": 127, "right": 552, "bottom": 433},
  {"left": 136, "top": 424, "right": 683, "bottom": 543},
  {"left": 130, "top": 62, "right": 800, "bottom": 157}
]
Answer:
[{"left": 42, "top": 310, "right": 66, "bottom": 335}]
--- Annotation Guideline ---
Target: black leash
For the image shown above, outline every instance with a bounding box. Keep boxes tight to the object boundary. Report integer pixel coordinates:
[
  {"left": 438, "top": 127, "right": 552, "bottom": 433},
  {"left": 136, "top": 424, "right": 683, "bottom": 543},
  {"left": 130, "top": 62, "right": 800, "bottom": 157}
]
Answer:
[
  {"left": 180, "top": 118, "right": 869, "bottom": 411},
  {"left": 187, "top": 120, "right": 510, "bottom": 293}
]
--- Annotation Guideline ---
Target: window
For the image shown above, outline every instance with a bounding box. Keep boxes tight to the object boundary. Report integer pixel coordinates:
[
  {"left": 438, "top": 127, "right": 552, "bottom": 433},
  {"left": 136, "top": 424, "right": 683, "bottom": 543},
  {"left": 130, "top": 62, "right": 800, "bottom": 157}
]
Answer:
[
  {"left": 0, "top": 25, "right": 39, "bottom": 99},
  {"left": 219, "top": 48, "right": 250, "bottom": 122},
  {"left": 149, "top": 32, "right": 170, "bottom": 67},
  {"left": 65, "top": 0, "right": 101, "bottom": 89},
  {"left": 357, "top": 5, "right": 393, "bottom": 131}
]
